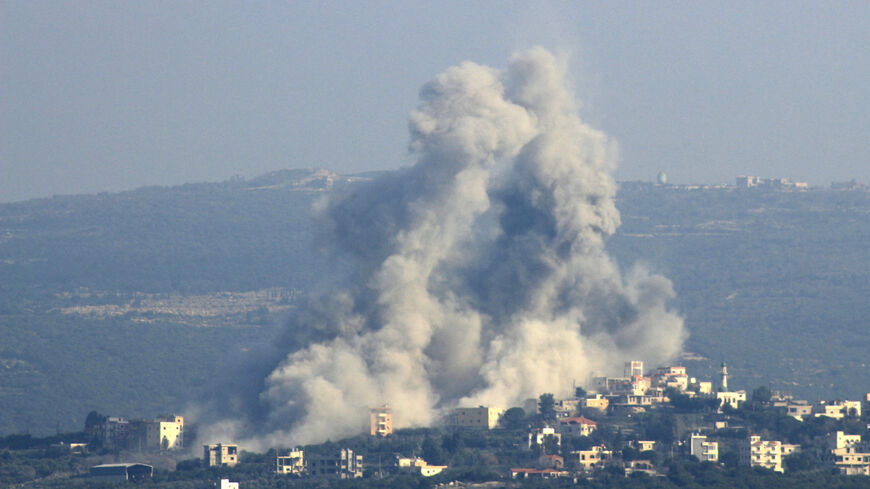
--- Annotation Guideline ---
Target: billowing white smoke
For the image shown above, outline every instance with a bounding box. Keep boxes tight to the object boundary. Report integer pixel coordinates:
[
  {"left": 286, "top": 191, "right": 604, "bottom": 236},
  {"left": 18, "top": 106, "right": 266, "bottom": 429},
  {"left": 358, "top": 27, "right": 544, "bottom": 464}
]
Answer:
[{"left": 214, "top": 47, "right": 685, "bottom": 449}]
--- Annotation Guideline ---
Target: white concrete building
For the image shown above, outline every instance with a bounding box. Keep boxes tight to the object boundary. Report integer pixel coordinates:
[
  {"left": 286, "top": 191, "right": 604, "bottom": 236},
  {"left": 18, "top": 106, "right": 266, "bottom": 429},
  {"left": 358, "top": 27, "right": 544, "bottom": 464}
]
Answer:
[
  {"left": 716, "top": 391, "right": 746, "bottom": 410},
  {"left": 814, "top": 400, "right": 862, "bottom": 419},
  {"left": 632, "top": 440, "right": 656, "bottom": 452},
  {"left": 145, "top": 415, "right": 183, "bottom": 451},
  {"left": 690, "top": 433, "right": 718, "bottom": 462},
  {"left": 741, "top": 435, "right": 783, "bottom": 473},
  {"left": 396, "top": 456, "right": 447, "bottom": 476},
  {"left": 528, "top": 425, "right": 562, "bottom": 449}
]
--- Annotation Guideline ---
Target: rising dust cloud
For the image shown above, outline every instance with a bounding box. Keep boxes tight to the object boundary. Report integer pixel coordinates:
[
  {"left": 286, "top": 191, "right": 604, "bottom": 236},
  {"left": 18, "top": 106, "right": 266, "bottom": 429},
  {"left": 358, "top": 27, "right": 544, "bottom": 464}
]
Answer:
[{"left": 199, "top": 47, "right": 685, "bottom": 449}]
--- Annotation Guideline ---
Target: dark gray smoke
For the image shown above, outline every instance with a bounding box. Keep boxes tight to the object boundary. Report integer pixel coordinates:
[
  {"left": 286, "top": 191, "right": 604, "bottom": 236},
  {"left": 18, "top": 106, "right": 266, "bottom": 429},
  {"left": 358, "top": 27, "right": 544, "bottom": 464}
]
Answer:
[{"left": 200, "top": 47, "right": 685, "bottom": 449}]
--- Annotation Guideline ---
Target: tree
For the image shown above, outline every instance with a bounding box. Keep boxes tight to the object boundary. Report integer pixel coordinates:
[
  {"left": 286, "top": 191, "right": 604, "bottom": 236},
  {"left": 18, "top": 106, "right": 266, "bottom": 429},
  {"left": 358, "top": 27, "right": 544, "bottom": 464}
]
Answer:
[
  {"left": 783, "top": 452, "right": 817, "bottom": 472},
  {"left": 719, "top": 450, "right": 739, "bottom": 468},
  {"left": 542, "top": 434, "right": 560, "bottom": 455},
  {"left": 621, "top": 446, "right": 639, "bottom": 461},
  {"left": 84, "top": 411, "right": 106, "bottom": 429},
  {"left": 422, "top": 437, "right": 445, "bottom": 465},
  {"left": 751, "top": 385, "right": 771, "bottom": 404},
  {"left": 500, "top": 407, "right": 526, "bottom": 430},
  {"left": 539, "top": 393, "right": 556, "bottom": 422}
]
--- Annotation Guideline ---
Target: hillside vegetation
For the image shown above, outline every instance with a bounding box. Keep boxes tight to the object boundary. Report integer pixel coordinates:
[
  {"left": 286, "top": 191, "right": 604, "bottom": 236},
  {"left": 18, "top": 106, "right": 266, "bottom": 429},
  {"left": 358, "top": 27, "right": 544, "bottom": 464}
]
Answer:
[{"left": 0, "top": 170, "right": 867, "bottom": 435}]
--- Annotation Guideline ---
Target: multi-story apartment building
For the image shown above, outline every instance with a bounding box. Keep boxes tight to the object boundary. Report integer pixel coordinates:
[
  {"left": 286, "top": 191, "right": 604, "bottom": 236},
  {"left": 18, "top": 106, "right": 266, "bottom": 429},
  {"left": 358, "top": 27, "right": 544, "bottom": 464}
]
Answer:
[
  {"left": 276, "top": 448, "right": 305, "bottom": 475},
  {"left": 309, "top": 448, "right": 363, "bottom": 479},
  {"left": 828, "top": 431, "right": 870, "bottom": 476},
  {"left": 369, "top": 406, "right": 393, "bottom": 437},
  {"left": 690, "top": 433, "right": 718, "bottom": 462},
  {"left": 653, "top": 366, "right": 688, "bottom": 391},
  {"left": 624, "top": 361, "right": 644, "bottom": 377},
  {"left": 451, "top": 406, "right": 503, "bottom": 429},
  {"left": 145, "top": 415, "right": 183, "bottom": 451},
  {"left": 741, "top": 435, "right": 783, "bottom": 473},
  {"left": 204, "top": 444, "right": 239, "bottom": 467}
]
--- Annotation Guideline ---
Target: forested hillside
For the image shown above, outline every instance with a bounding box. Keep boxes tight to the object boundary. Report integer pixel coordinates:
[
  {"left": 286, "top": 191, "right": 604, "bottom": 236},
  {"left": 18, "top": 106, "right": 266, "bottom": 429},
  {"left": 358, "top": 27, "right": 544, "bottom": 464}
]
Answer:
[
  {"left": 608, "top": 184, "right": 870, "bottom": 400},
  {"left": 0, "top": 170, "right": 867, "bottom": 435}
]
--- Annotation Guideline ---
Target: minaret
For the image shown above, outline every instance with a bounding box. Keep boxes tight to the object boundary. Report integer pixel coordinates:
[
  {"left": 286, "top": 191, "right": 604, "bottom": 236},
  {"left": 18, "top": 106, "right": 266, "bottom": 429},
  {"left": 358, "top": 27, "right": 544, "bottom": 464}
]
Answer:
[{"left": 719, "top": 362, "right": 729, "bottom": 392}]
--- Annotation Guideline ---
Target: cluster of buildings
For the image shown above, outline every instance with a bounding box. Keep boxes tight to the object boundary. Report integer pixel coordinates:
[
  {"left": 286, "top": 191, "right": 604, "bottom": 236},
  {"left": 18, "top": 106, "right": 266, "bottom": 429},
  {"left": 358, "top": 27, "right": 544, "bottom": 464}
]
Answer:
[
  {"left": 208, "top": 443, "right": 367, "bottom": 479},
  {"left": 783, "top": 399, "right": 863, "bottom": 421},
  {"left": 735, "top": 175, "right": 809, "bottom": 189},
  {"left": 439, "top": 360, "right": 869, "bottom": 479},
  {"left": 829, "top": 430, "right": 870, "bottom": 476},
  {"left": 84, "top": 414, "right": 184, "bottom": 452},
  {"left": 189, "top": 360, "right": 869, "bottom": 482}
]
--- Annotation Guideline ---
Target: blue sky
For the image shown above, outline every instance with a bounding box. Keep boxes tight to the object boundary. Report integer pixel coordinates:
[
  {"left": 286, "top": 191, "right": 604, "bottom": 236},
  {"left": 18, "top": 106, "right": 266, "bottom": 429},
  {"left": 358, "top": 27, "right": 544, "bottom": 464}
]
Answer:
[{"left": 2, "top": 1, "right": 868, "bottom": 202}]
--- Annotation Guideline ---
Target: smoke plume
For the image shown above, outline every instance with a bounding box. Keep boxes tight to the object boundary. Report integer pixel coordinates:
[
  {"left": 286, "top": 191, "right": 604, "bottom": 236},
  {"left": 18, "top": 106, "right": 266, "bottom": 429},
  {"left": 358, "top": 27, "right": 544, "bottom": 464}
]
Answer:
[{"left": 203, "top": 48, "right": 685, "bottom": 449}]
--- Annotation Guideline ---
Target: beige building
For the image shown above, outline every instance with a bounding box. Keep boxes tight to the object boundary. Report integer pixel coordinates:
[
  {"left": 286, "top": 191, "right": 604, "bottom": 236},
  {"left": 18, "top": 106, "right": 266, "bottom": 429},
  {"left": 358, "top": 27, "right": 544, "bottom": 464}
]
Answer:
[
  {"left": 631, "top": 440, "right": 656, "bottom": 452},
  {"left": 145, "top": 415, "right": 183, "bottom": 451},
  {"left": 690, "top": 380, "right": 712, "bottom": 394},
  {"left": 690, "top": 433, "right": 718, "bottom": 462},
  {"left": 830, "top": 431, "right": 862, "bottom": 451},
  {"left": 814, "top": 400, "right": 862, "bottom": 419},
  {"left": 205, "top": 443, "right": 239, "bottom": 467},
  {"left": 558, "top": 416, "right": 597, "bottom": 437},
  {"left": 370, "top": 406, "right": 393, "bottom": 437},
  {"left": 832, "top": 449, "right": 870, "bottom": 476},
  {"left": 276, "top": 448, "right": 305, "bottom": 475},
  {"left": 829, "top": 432, "right": 870, "bottom": 475},
  {"left": 786, "top": 401, "right": 812, "bottom": 420},
  {"left": 553, "top": 398, "right": 582, "bottom": 418},
  {"left": 309, "top": 448, "right": 363, "bottom": 479},
  {"left": 582, "top": 395, "right": 609, "bottom": 412},
  {"left": 782, "top": 443, "right": 801, "bottom": 457},
  {"left": 570, "top": 445, "right": 612, "bottom": 470},
  {"left": 653, "top": 366, "right": 689, "bottom": 392},
  {"left": 741, "top": 435, "right": 783, "bottom": 473},
  {"left": 451, "top": 406, "right": 503, "bottom": 429}
]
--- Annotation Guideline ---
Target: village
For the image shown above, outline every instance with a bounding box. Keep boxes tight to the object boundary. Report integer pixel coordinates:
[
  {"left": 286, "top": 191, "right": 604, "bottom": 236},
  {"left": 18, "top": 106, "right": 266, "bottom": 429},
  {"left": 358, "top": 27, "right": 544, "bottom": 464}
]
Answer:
[{"left": 35, "top": 359, "right": 869, "bottom": 487}]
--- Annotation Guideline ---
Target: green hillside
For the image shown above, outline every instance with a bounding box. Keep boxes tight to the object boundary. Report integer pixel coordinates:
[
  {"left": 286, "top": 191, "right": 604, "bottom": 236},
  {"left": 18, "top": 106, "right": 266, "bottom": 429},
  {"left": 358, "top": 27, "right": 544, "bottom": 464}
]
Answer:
[{"left": 0, "top": 170, "right": 868, "bottom": 435}]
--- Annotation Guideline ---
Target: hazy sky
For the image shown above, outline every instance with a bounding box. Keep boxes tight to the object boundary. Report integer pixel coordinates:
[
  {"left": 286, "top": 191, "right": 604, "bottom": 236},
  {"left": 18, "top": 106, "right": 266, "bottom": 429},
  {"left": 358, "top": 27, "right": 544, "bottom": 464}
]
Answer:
[{"left": 2, "top": 1, "right": 868, "bottom": 202}]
